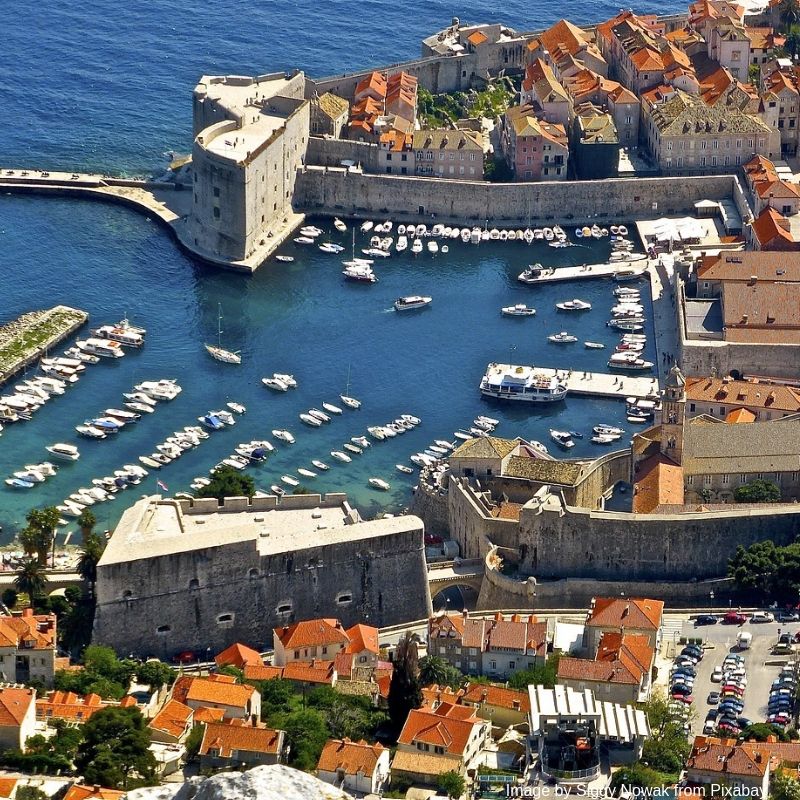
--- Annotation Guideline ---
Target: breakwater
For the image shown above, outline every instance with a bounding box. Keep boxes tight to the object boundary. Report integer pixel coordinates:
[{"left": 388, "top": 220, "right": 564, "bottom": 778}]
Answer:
[{"left": 0, "top": 306, "right": 88, "bottom": 386}]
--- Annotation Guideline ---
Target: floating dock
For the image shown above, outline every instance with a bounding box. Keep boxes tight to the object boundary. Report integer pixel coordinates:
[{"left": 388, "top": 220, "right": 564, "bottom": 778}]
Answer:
[
  {"left": 0, "top": 305, "right": 88, "bottom": 386},
  {"left": 484, "top": 363, "right": 659, "bottom": 401},
  {"left": 520, "top": 260, "right": 648, "bottom": 284}
]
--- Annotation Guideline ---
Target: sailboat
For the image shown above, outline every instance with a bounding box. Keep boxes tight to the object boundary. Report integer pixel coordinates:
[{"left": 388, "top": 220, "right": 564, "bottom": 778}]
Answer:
[
  {"left": 205, "top": 304, "right": 242, "bottom": 364},
  {"left": 340, "top": 363, "right": 361, "bottom": 409}
]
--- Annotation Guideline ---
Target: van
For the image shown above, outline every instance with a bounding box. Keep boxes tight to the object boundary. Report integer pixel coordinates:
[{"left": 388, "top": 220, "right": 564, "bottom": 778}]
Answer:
[{"left": 737, "top": 631, "right": 752, "bottom": 649}]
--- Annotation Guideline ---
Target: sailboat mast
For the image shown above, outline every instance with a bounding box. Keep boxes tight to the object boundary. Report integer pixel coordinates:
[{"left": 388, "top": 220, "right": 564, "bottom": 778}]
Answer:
[{"left": 217, "top": 303, "right": 223, "bottom": 348}]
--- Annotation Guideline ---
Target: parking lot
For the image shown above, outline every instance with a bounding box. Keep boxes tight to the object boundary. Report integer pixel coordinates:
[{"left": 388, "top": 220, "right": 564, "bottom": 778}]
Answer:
[{"left": 667, "top": 617, "right": 796, "bottom": 736}]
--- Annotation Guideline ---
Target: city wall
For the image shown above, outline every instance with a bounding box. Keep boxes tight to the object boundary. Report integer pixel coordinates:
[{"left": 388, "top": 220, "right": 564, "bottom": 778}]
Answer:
[
  {"left": 294, "top": 168, "right": 737, "bottom": 226},
  {"left": 306, "top": 137, "right": 379, "bottom": 172}
]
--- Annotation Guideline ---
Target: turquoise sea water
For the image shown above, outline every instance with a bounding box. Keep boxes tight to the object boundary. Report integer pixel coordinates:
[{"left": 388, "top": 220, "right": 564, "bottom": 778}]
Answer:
[{"left": 0, "top": 0, "right": 675, "bottom": 538}]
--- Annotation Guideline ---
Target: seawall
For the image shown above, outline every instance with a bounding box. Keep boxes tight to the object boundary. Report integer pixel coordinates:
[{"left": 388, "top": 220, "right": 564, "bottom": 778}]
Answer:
[{"left": 294, "top": 168, "right": 737, "bottom": 226}]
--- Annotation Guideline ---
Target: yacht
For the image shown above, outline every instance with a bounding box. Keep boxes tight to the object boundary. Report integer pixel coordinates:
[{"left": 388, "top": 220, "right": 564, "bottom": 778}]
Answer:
[
  {"left": 46, "top": 443, "right": 80, "bottom": 461},
  {"left": 210, "top": 409, "right": 236, "bottom": 426},
  {"left": 13, "top": 469, "right": 46, "bottom": 484},
  {"left": 369, "top": 478, "right": 391, "bottom": 491},
  {"left": 75, "top": 425, "right": 106, "bottom": 439},
  {"left": 312, "top": 460, "right": 330, "bottom": 471},
  {"left": 344, "top": 443, "right": 362, "bottom": 454},
  {"left": 135, "top": 380, "right": 181, "bottom": 400},
  {"left": 91, "top": 324, "right": 144, "bottom": 347},
  {"left": 367, "top": 426, "right": 386, "bottom": 440},
  {"left": 343, "top": 265, "right": 378, "bottom": 283},
  {"left": 556, "top": 299, "right": 592, "bottom": 311},
  {"left": 308, "top": 408, "right": 331, "bottom": 423},
  {"left": 550, "top": 429, "right": 575, "bottom": 449},
  {"left": 518, "top": 264, "right": 544, "bottom": 284},
  {"left": 198, "top": 414, "right": 225, "bottom": 431},
  {"left": 396, "top": 464, "right": 414, "bottom": 474},
  {"left": 322, "top": 402, "right": 343, "bottom": 415},
  {"left": 272, "top": 429, "right": 295, "bottom": 444},
  {"left": 300, "top": 413, "right": 322, "bottom": 427},
  {"left": 205, "top": 332, "right": 241, "bottom": 364},
  {"left": 502, "top": 304, "right": 536, "bottom": 316},
  {"left": 330, "top": 450, "right": 352, "bottom": 463},
  {"left": 77, "top": 338, "right": 125, "bottom": 358},
  {"left": 262, "top": 376, "right": 288, "bottom": 391},
  {"left": 607, "top": 353, "right": 654, "bottom": 370},
  {"left": 273, "top": 373, "right": 297, "bottom": 388},
  {"left": 548, "top": 332, "right": 578, "bottom": 343},
  {"left": 395, "top": 296, "right": 432, "bottom": 311},
  {"left": 480, "top": 363, "right": 567, "bottom": 403},
  {"left": 104, "top": 408, "right": 140, "bottom": 422},
  {"left": 352, "top": 436, "right": 371, "bottom": 448},
  {"left": 227, "top": 402, "right": 246, "bottom": 415}
]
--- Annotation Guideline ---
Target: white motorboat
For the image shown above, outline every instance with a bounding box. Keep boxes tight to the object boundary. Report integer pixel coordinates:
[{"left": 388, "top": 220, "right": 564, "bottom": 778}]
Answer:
[
  {"left": 319, "top": 242, "right": 345, "bottom": 254},
  {"left": 13, "top": 469, "right": 46, "bottom": 484},
  {"left": 273, "top": 373, "right": 297, "bottom": 388},
  {"left": 281, "top": 475, "right": 299, "bottom": 487},
  {"left": 297, "top": 468, "right": 317, "bottom": 478},
  {"left": 262, "top": 376, "right": 288, "bottom": 391},
  {"left": 614, "top": 286, "right": 641, "bottom": 298},
  {"left": 334, "top": 218, "right": 347, "bottom": 232},
  {"left": 75, "top": 425, "right": 106, "bottom": 439},
  {"left": 312, "top": 460, "right": 330, "bottom": 471},
  {"left": 92, "top": 324, "right": 144, "bottom": 347},
  {"left": 396, "top": 236, "right": 408, "bottom": 252},
  {"left": 300, "top": 225, "right": 322, "bottom": 237},
  {"left": 395, "top": 296, "right": 432, "bottom": 311},
  {"left": 226, "top": 402, "right": 246, "bottom": 414},
  {"left": 396, "top": 464, "right": 414, "bottom": 474},
  {"left": 272, "top": 429, "right": 295, "bottom": 444},
  {"left": 550, "top": 429, "right": 575, "bottom": 448},
  {"left": 400, "top": 414, "right": 420, "bottom": 425},
  {"left": 584, "top": 342, "right": 605, "bottom": 349},
  {"left": 270, "top": 484, "right": 286, "bottom": 497},
  {"left": 476, "top": 415, "right": 499, "bottom": 426},
  {"left": 104, "top": 408, "right": 140, "bottom": 422},
  {"left": 77, "top": 338, "right": 125, "bottom": 358},
  {"left": 591, "top": 434, "right": 618, "bottom": 444},
  {"left": 344, "top": 443, "right": 362, "bottom": 454},
  {"left": 308, "top": 408, "right": 331, "bottom": 423},
  {"left": 594, "top": 425, "right": 624, "bottom": 436},
  {"left": 548, "top": 332, "right": 578, "bottom": 343},
  {"left": 294, "top": 236, "right": 314, "bottom": 245},
  {"left": 139, "top": 456, "right": 161, "bottom": 469},
  {"left": 613, "top": 268, "right": 644, "bottom": 281},
  {"left": 351, "top": 435, "right": 371, "bottom": 448},
  {"left": 362, "top": 248, "right": 390, "bottom": 258},
  {"left": 46, "top": 443, "right": 80, "bottom": 461},
  {"left": 611, "top": 304, "right": 644, "bottom": 315},
  {"left": 556, "top": 299, "right": 592, "bottom": 311},
  {"left": 628, "top": 413, "right": 651, "bottom": 423},
  {"left": 330, "top": 450, "right": 352, "bottom": 462},
  {"left": 135, "top": 379, "right": 182, "bottom": 401},
  {"left": 322, "top": 402, "right": 343, "bottom": 415},
  {"left": 427, "top": 240, "right": 438, "bottom": 254},
  {"left": 209, "top": 409, "right": 236, "bottom": 426},
  {"left": 124, "top": 392, "right": 156, "bottom": 405},
  {"left": 480, "top": 363, "right": 567, "bottom": 404},
  {"left": 369, "top": 478, "right": 391, "bottom": 491},
  {"left": 5, "top": 477, "right": 34, "bottom": 490},
  {"left": 367, "top": 426, "right": 386, "bottom": 440},
  {"left": 125, "top": 402, "right": 154, "bottom": 414},
  {"left": 502, "top": 304, "right": 536, "bottom": 317},
  {"left": 411, "top": 239, "right": 423, "bottom": 254},
  {"left": 275, "top": 255, "right": 294, "bottom": 263},
  {"left": 300, "top": 413, "right": 322, "bottom": 427},
  {"left": 360, "top": 220, "right": 374, "bottom": 232}
]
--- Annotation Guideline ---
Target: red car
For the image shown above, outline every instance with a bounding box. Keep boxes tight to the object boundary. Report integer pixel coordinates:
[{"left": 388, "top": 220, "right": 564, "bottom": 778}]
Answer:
[
  {"left": 723, "top": 612, "right": 747, "bottom": 624},
  {"left": 722, "top": 685, "right": 744, "bottom": 696},
  {"left": 672, "top": 694, "right": 693, "bottom": 704}
]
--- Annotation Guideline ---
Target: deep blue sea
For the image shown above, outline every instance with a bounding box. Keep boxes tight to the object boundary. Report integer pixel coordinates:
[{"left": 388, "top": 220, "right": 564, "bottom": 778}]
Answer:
[{"left": 0, "top": 0, "right": 679, "bottom": 539}]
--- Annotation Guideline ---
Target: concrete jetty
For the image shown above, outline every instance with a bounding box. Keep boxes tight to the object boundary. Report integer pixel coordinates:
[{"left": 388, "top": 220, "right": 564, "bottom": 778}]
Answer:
[
  {"left": 0, "top": 305, "right": 88, "bottom": 386},
  {"left": 519, "top": 260, "right": 648, "bottom": 285}
]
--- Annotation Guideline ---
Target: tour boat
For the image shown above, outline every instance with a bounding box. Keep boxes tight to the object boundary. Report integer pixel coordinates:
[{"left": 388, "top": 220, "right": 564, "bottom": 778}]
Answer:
[
  {"left": 480, "top": 363, "right": 567, "bottom": 404},
  {"left": 322, "top": 402, "right": 343, "bottom": 415},
  {"left": 312, "top": 460, "right": 330, "bottom": 471},
  {"left": 518, "top": 264, "right": 543, "bottom": 283},
  {"left": 275, "top": 255, "right": 294, "bottom": 263},
  {"left": 334, "top": 218, "right": 347, "bottom": 232},
  {"left": 91, "top": 324, "right": 144, "bottom": 347},
  {"left": 396, "top": 464, "right": 414, "bottom": 474},
  {"left": 369, "top": 478, "right": 391, "bottom": 491},
  {"left": 261, "top": 376, "right": 287, "bottom": 391},
  {"left": 395, "top": 296, "right": 432, "bottom": 311},
  {"left": 548, "top": 332, "right": 578, "bottom": 344},
  {"left": 502, "top": 304, "right": 536, "bottom": 316},
  {"left": 77, "top": 338, "right": 125, "bottom": 358},
  {"left": 343, "top": 265, "right": 378, "bottom": 283},
  {"left": 556, "top": 299, "right": 592, "bottom": 311},
  {"left": 297, "top": 468, "right": 317, "bottom": 478},
  {"left": 46, "top": 443, "right": 80, "bottom": 461},
  {"left": 584, "top": 342, "right": 605, "bottom": 349},
  {"left": 608, "top": 354, "right": 654, "bottom": 370},
  {"left": 300, "top": 413, "right": 322, "bottom": 427},
  {"left": 272, "top": 429, "right": 295, "bottom": 444},
  {"left": 5, "top": 477, "right": 34, "bottom": 489},
  {"left": 281, "top": 475, "right": 299, "bottom": 487},
  {"left": 550, "top": 429, "right": 575, "bottom": 448},
  {"left": 330, "top": 450, "right": 352, "bottom": 463}
]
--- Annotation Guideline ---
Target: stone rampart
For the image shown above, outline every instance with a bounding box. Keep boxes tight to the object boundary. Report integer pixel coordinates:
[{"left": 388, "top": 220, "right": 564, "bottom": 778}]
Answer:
[
  {"left": 306, "top": 137, "right": 379, "bottom": 172},
  {"left": 294, "top": 168, "right": 737, "bottom": 226}
]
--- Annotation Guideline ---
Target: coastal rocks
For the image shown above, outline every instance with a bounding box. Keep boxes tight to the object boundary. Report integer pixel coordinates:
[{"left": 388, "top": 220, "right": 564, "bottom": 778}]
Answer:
[{"left": 123, "top": 765, "right": 354, "bottom": 800}]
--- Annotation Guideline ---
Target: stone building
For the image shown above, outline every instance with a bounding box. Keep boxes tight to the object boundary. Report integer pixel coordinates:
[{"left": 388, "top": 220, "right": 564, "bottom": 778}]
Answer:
[
  {"left": 685, "top": 737, "right": 771, "bottom": 798},
  {"left": 199, "top": 720, "right": 285, "bottom": 772},
  {"left": 0, "top": 687, "right": 36, "bottom": 752},
  {"left": 526, "top": 19, "right": 609, "bottom": 79},
  {"left": 92, "top": 494, "right": 431, "bottom": 658},
  {"left": 520, "top": 59, "right": 570, "bottom": 127},
  {"left": 572, "top": 106, "right": 620, "bottom": 179},
  {"left": 500, "top": 105, "right": 569, "bottom": 181},
  {"left": 412, "top": 129, "right": 484, "bottom": 180},
  {"left": 0, "top": 609, "right": 58, "bottom": 687},
  {"left": 272, "top": 618, "right": 379, "bottom": 667},
  {"left": 309, "top": 92, "right": 349, "bottom": 137},
  {"left": 317, "top": 738, "right": 390, "bottom": 795},
  {"left": 684, "top": 375, "right": 800, "bottom": 420}
]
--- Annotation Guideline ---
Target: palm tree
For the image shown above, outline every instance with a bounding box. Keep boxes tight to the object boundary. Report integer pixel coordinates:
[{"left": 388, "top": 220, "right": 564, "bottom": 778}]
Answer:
[
  {"left": 77, "top": 509, "right": 96, "bottom": 543},
  {"left": 781, "top": 0, "right": 800, "bottom": 32},
  {"left": 25, "top": 506, "right": 61, "bottom": 565},
  {"left": 14, "top": 558, "right": 48, "bottom": 601},
  {"left": 77, "top": 534, "right": 105, "bottom": 598},
  {"left": 17, "top": 526, "right": 40, "bottom": 559},
  {"left": 418, "top": 655, "right": 450, "bottom": 687}
]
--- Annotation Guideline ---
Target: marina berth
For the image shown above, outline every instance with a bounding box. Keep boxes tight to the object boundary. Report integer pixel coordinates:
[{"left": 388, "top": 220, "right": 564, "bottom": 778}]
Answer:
[{"left": 480, "top": 363, "right": 568, "bottom": 403}]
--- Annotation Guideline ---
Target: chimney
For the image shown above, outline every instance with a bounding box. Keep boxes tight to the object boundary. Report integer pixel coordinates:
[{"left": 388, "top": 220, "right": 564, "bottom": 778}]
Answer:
[{"left": 22, "top": 608, "right": 33, "bottom": 618}]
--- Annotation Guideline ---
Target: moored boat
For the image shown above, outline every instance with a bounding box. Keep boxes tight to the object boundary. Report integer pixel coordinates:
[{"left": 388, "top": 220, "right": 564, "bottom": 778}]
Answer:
[
  {"left": 502, "top": 304, "right": 536, "bottom": 316},
  {"left": 548, "top": 332, "right": 578, "bottom": 343},
  {"left": 46, "top": 443, "right": 80, "bottom": 461},
  {"left": 395, "top": 296, "right": 432, "bottom": 311},
  {"left": 480, "top": 363, "right": 567, "bottom": 403},
  {"left": 369, "top": 477, "right": 391, "bottom": 491}
]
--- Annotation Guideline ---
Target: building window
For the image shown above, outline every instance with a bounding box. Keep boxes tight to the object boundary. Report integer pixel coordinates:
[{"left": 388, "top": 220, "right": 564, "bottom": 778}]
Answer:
[
  {"left": 213, "top": 187, "right": 220, "bottom": 197},
  {"left": 722, "top": 474, "right": 729, "bottom": 484},
  {"left": 704, "top": 475, "right": 712, "bottom": 485},
  {"left": 740, "top": 474, "right": 747, "bottom": 483},
  {"left": 156, "top": 625, "right": 171, "bottom": 634},
  {"left": 277, "top": 602, "right": 292, "bottom": 614},
  {"left": 687, "top": 475, "right": 694, "bottom": 486},
  {"left": 216, "top": 613, "right": 234, "bottom": 624},
  {"left": 689, "top": 403, "right": 696, "bottom": 412},
  {"left": 336, "top": 592, "right": 353, "bottom": 605},
  {"left": 213, "top": 207, "right": 220, "bottom": 219},
  {"left": 490, "top": 660, "right": 497, "bottom": 670}
]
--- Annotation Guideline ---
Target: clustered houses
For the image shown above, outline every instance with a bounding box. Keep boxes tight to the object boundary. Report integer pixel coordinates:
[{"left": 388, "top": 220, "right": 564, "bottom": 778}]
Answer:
[
  {"left": 499, "top": 105, "right": 569, "bottom": 181},
  {"left": 742, "top": 155, "right": 800, "bottom": 249},
  {"left": 0, "top": 609, "right": 59, "bottom": 687}
]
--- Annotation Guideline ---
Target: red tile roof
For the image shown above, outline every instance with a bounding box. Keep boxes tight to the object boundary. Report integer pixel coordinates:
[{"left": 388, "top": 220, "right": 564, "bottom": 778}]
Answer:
[
  {"left": 63, "top": 787, "right": 125, "bottom": 800},
  {"left": 243, "top": 664, "right": 284, "bottom": 682},
  {"left": 215, "top": 642, "right": 263, "bottom": 670},
  {"left": 177, "top": 676, "right": 257, "bottom": 710},
  {"left": 0, "top": 779, "right": 16, "bottom": 800},
  {"left": 685, "top": 376, "right": 800, "bottom": 412},
  {"left": 0, "top": 609, "right": 56, "bottom": 650},
  {"left": 633, "top": 453, "right": 685, "bottom": 514},
  {"left": 344, "top": 624, "right": 380, "bottom": 655},
  {"left": 587, "top": 597, "right": 663, "bottom": 630},
  {"left": 274, "top": 619, "right": 349, "bottom": 651},
  {"left": 149, "top": 699, "right": 193, "bottom": 739},
  {"left": 398, "top": 702, "right": 482, "bottom": 756},
  {"left": 688, "top": 736, "right": 768, "bottom": 776},
  {"left": 317, "top": 737, "right": 386, "bottom": 775},
  {"left": 461, "top": 683, "right": 530, "bottom": 712},
  {"left": 36, "top": 691, "right": 104, "bottom": 722},
  {"left": 0, "top": 687, "right": 35, "bottom": 727},
  {"left": 199, "top": 720, "right": 283, "bottom": 758},
  {"left": 751, "top": 206, "right": 795, "bottom": 250}
]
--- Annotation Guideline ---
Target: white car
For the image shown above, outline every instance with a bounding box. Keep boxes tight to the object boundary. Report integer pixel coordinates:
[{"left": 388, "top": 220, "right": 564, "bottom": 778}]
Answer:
[
  {"left": 711, "top": 667, "right": 724, "bottom": 682},
  {"left": 703, "top": 719, "right": 716, "bottom": 734},
  {"left": 750, "top": 611, "right": 775, "bottom": 623}
]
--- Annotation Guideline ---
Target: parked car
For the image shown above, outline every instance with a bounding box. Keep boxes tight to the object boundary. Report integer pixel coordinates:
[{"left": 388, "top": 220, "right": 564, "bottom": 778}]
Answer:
[
  {"left": 672, "top": 683, "right": 693, "bottom": 695},
  {"left": 703, "top": 719, "right": 716, "bottom": 734},
  {"left": 737, "top": 717, "right": 752, "bottom": 729},
  {"left": 707, "top": 691, "right": 721, "bottom": 704},
  {"left": 777, "top": 612, "right": 799, "bottom": 623},
  {"left": 695, "top": 615, "right": 718, "bottom": 626},
  {"left": 723, "top": 612, "right": 748, "bottom": 624},
  {"left": 720, "top": 701, "right": 744, "bottom": 714},
  {"left": 750, "top": 611, "right": 774, "bottom": 623},
  {"left": 710, "top": 666, "right": 724, "bottom": 682},
  {"left": 769, "top": 713, "right": 791, "bottom": 724},
  {"left": 706, "top": 709, "right": 719, "bottom": 721},
  {"left": 682, "top": 644, "right": 703, "bottom": 657},
  {"left": 671, "top": 694, "right": 693, "bottom": 705}
]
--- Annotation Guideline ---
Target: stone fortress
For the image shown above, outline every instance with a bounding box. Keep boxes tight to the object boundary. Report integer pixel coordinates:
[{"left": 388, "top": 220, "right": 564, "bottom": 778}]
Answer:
[{"left": 93, "top": 493, "right": 431, "bottom": 658}]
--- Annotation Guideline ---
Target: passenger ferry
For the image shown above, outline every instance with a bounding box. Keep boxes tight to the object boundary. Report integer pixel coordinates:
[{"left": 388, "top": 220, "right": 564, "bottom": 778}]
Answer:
[
  {"left": 76, "top": 338, "right": 125, "bottom": 358},
  {"left": 479, "top": 363, "right": 567, "bottom": 403}
]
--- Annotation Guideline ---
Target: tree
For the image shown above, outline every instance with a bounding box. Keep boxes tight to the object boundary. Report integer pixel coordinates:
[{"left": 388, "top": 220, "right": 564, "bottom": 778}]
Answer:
[
  {"left": 638, "top": 693, "right": 691, "bottom": 776},
  {"left": 419, "top": 655, "right": 464, "bottom": 689},
  {"left": 14, "top": 558, "right": 48, "bottom": 600},
  {"left": 24, "top": 507, "right": 61, "bottom": 565},
  {"left": 16, "top": 788, "right": 49, "bottom": 800},
  {"left": 735, "top": 479, "right": 781, "bottom": 503},
  {"left": 438, "top": 770, "right": 466, "bottom": 799},
  {"left": 77, "top": 509, "right": 96, "bottom": 541},
  {"left": 774, "top": 770, "right": 800, "bottom": 800},
  {"left": 729, "top": 540, "right": 800, "bottom": 601},
  {"left": 135, "top": 660, "right": 175, "bottom": 691},
  {"left": 276, "top": 709, "right": 329, "bottom": 771},
  {"left": 388, "top": 632, "right": 422, "bottom": 731},
  {"left": 185, "top": 724, "right": 204, "bottom": 761},
  {"left": 195, "top": 465, "right": 255, "bottom": 501},
  {"left": 610, "top": 762, "right": 674, "bottom": 791},
  {"left": 742, "top": 722, "right": 790, "bottom": 741},
  {"left": 787, "top": 26, "right": 800, "bottom": 59},
  {"left": 781, "top": 0, "right": 800, "bottom": 31},
  {"left": 256, "top": 678, "right": 296, "bottom": 720},
  {"left": 748, "top": 63, "right": 761, "bottom": 86},
  {"left": 507, "top": 654, "right": 561, "bottom": 690},
  {"left": 77, "top": 533, "right": 105, "bottom": 597},
  {"left": 1, "top": 589, "right": 17, "bottom": 610},
  {"left": 75, "top": 706, "right": 157, "bottom": 789}
]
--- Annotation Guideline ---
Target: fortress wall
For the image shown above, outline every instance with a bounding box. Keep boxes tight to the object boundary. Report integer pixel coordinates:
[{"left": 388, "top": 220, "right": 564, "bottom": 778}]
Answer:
[
  {"left": 93, "top": 522, "right": 432, "bottom": 658},
  {"left": 294, "top": 168, "right": 736, "bottom": 226},
  {"left": 680, "top": 337, "right": 800, "bottom": 380},
  {"left": 306, "top": 137, "right": 380, "bottom": 172},
  {"left": 572, "top": 451, "right": 632, "bottom": 508},
  {"left": 409, "top": 481, "right": 450, "bottom": 539},
  {"left": 517, "top": 504, "right": 800, "bottom": 581}
]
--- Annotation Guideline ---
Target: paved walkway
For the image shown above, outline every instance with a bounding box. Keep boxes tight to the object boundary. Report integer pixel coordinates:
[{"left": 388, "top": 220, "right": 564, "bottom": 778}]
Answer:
[
  {"left": 519, "top": 259, "right": 647, "bottom": 285},
  {"left": 647, "top": 255, "right": 680, "bottom": 384}
]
